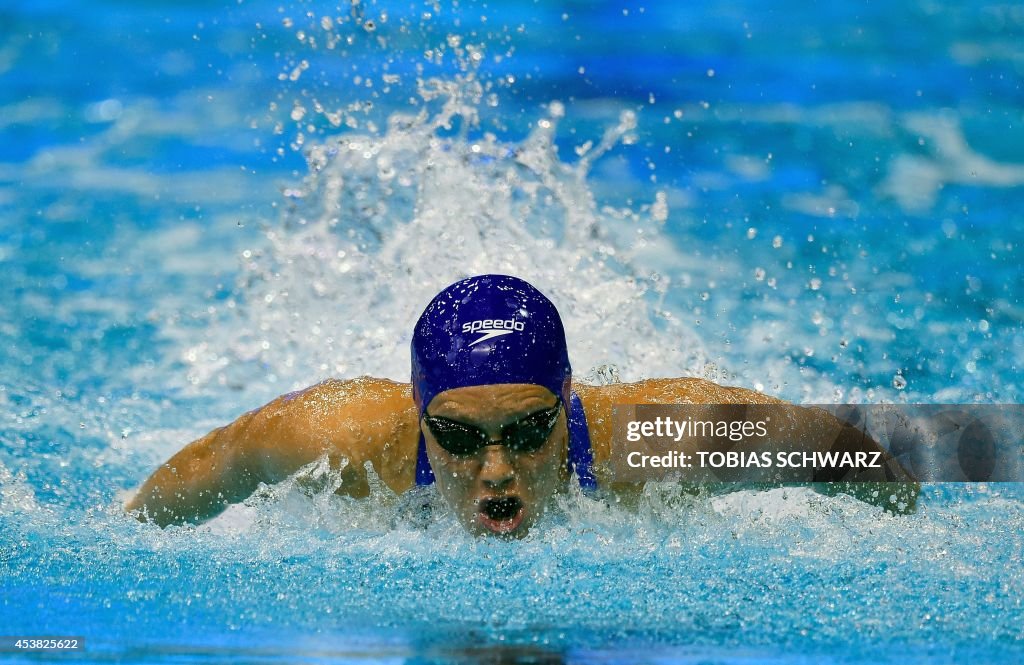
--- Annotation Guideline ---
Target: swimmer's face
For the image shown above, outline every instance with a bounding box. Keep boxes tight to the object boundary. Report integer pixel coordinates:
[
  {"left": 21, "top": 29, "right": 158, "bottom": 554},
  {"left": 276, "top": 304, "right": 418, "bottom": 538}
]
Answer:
[{"left": 422, "top": 384, "right": 565, "bottom": 538}]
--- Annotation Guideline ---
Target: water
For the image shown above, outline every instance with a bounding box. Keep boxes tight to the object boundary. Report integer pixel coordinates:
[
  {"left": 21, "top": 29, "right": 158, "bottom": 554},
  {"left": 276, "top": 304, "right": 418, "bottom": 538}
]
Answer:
[{"left": 1, "top": 0, "right": 1023, "bottom": 662}]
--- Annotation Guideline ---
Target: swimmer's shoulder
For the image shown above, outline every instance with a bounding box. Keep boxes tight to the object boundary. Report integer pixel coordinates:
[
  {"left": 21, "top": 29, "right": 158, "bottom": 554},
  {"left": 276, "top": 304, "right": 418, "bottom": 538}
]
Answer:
[
  {"left": 573, "top": 377, "right": 782, "bottom": 470},
  {"left": 295, "top": 376, "right": 416, "bottom": 412},
  {"left": 251, "top": 376, "right": 420, "bottom": 494},
  {"left": 574, "top": 376, "right": 781, "bottom": 408},
  {"left": 256, "top": 377, "right": 416, "bottom": 434}
]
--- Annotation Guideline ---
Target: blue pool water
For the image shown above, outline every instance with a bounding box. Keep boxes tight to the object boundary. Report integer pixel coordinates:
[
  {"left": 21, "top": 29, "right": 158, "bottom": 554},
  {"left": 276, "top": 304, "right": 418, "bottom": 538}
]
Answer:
[{"left": 1, "top": 0, "right": 1023, "bottom": 662}]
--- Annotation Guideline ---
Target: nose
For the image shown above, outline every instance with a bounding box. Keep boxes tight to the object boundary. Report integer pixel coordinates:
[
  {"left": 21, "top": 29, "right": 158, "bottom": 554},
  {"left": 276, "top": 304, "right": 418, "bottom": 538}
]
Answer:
[{"left": 479, "top": 443, "right": 516, "bottom": 491}]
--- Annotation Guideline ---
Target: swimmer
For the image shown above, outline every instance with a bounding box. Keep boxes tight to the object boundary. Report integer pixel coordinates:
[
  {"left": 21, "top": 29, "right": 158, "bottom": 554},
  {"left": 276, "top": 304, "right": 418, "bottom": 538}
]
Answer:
[{"left": 127, "top": 274, "right": 918, "bottom": 535}]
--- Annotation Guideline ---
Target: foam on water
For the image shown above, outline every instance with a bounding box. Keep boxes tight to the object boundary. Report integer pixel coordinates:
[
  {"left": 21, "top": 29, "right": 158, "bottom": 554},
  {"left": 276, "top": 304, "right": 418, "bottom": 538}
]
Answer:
[{"left": 6, "top": 444, "right": 1023, "bottom": 661}]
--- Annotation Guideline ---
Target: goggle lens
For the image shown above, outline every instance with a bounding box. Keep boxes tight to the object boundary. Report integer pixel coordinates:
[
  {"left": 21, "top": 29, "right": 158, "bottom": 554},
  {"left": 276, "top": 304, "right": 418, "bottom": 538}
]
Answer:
[{"left": 424, "top": 404, "right": 561, "bottom": 456}]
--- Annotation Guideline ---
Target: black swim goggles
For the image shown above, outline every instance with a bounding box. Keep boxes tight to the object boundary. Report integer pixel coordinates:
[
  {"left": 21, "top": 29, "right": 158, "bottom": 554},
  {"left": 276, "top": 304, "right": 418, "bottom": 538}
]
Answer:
[{"left": 423, "top": 403, "right": 562, "bottom": 456}]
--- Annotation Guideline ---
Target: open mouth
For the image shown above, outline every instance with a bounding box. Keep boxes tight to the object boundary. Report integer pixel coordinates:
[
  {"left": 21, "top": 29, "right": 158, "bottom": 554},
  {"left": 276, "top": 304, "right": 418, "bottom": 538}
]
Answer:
[{"left": 478, "top": 496, "right": 525, "bottom": 534}]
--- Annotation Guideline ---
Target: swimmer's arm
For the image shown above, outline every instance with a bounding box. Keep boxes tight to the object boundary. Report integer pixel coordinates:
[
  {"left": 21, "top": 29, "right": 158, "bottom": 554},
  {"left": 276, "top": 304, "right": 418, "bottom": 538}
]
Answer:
[
  {"left": 731, "top": 391, "right": 920, "bottom": 513},
  {"left": 124, "top": 413, "right": 262, "bottom": 526},
  {"left": 125, "top": 377, "right": 420, "bottom": 526},
  {"left": 577, "top": 378, "right": 919, "bottom": 513}
]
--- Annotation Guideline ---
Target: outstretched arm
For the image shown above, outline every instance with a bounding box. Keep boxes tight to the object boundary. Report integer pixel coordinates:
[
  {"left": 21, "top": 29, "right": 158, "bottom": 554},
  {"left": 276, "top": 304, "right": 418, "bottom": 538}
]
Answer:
[
  {"left": 125, "top": 377, "right": 420, "bottom": 526},
  {"left": 576, "top": 378, "right": 920, "bottom": 513}
]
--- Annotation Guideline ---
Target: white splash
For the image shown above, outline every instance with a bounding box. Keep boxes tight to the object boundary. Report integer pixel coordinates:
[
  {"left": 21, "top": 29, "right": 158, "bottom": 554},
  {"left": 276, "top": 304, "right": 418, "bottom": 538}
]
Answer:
[{"left": 191, "top": 75, "right": 708, "bottom": 398}]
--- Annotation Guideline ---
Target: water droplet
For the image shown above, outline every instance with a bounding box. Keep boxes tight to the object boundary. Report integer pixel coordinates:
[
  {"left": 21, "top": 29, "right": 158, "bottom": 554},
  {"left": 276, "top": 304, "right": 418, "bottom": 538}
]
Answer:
[
  {"left": 772, "top": 235, "right": 782, "bottom": 248},
  {"left": 892, "top": 374, "right": 907, "bottom": 390},
  {"left": 746, "top": 227, "right": 757, "bottom": 239},
  {"left": 574, "top": 140, "right": 593, "bottom": 157},
  {"left": 650, "top": 191, "right": 668, "bottom": 223}
]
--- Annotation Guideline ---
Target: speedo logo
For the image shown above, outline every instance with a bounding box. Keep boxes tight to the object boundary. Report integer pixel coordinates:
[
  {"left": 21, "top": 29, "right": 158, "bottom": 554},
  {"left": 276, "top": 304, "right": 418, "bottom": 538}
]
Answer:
[{"left": 462, "top": 318, "right": 525, "bottom": 346}]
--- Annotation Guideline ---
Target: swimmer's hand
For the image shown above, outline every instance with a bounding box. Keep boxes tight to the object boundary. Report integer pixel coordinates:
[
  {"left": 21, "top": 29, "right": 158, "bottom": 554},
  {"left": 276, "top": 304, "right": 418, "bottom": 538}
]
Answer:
[{"left": 125, "top": 378, "right": 419, "bottom": 526}]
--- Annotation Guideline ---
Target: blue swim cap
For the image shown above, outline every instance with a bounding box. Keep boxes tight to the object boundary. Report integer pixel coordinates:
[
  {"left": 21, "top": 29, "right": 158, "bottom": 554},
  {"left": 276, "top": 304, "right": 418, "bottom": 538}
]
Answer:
[{"left": 411, "top": 274, "right": 572, "bottom": 414}]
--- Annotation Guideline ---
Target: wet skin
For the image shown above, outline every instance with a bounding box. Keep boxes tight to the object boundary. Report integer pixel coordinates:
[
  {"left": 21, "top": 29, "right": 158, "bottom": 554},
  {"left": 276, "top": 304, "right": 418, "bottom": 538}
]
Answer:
[
  {"left": 126, "top": 376, "right": 920, "bottom": 529},
  {"left": 423, "top": 384, "right": 565, "bottom": 538}
]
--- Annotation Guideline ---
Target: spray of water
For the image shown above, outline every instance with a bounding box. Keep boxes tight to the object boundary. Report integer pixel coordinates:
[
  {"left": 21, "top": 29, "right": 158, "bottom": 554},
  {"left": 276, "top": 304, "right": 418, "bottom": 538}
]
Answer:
[{"left": 186, "top": 66, "right": 708, "bottom": 400}]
